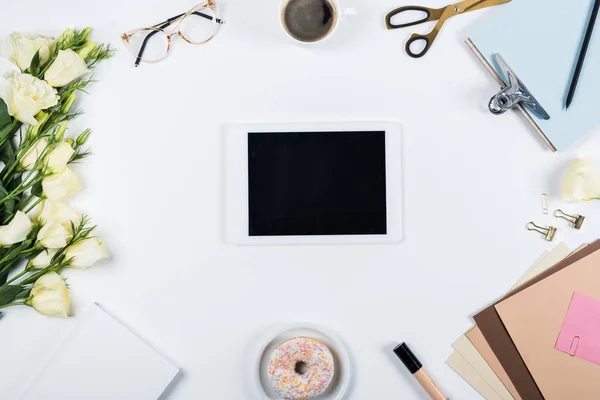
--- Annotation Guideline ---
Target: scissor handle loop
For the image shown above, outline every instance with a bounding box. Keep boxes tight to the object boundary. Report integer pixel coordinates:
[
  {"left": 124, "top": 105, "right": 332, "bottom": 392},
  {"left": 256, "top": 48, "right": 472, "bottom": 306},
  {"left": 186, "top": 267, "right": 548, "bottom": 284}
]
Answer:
[
  {"left": 406, "top": 33, "right": 432, "bottom": 58},
  {"left": 386, "top": 6, "right": 432, "bottom": 29}
]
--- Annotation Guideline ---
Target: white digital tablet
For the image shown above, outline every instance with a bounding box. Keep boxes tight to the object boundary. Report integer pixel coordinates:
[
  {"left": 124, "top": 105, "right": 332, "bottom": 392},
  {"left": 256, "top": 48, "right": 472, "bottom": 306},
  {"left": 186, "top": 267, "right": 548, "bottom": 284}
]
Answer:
[{"left": 224, "top": 122, "right": 403, "bottom": 245}]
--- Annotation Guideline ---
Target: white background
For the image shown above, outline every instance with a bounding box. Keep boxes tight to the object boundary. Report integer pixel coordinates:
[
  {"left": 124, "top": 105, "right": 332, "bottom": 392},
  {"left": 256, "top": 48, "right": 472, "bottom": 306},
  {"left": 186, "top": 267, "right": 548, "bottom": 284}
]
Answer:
[{"left": 1, "top": 0, "right": 600, "bottom": 399}]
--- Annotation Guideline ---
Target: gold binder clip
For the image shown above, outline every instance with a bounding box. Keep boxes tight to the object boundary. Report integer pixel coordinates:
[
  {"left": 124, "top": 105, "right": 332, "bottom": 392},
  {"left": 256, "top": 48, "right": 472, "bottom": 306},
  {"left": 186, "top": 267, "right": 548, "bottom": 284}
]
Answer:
[
  {"left": 527, "top": 222, "right": 557, "bottom": 241},
  {"left": 554, "top": 209, "right": 585, "bottom": 230}
]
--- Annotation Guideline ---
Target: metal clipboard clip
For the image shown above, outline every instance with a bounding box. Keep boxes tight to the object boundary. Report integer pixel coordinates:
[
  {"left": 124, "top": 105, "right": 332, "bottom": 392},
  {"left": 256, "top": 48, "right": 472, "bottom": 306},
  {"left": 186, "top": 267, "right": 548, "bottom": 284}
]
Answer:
[{"left": 488, "top": 54, "right": 551, "bottom": 120}]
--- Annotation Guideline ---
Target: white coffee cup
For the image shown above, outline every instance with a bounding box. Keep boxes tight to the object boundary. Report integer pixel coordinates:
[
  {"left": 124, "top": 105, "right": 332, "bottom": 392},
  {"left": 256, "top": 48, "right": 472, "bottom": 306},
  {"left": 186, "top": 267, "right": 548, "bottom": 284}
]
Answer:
[{"left": 279, "top": 0, "right": 356, "bottom": 44}]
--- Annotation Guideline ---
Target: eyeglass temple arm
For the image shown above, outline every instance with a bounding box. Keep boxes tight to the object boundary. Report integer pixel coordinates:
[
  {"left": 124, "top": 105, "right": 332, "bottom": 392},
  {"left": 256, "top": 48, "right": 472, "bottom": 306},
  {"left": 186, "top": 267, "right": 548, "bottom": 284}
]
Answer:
[{"left": 135, "top": 11, "right": 224, "bottom": 67}]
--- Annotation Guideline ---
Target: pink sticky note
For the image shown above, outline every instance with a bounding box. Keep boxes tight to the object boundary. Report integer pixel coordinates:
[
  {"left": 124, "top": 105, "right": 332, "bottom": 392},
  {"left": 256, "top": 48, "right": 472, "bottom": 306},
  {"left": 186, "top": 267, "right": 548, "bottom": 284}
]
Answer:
[{"left": 555, "top": 292, "right": 600, "bottom": 365}]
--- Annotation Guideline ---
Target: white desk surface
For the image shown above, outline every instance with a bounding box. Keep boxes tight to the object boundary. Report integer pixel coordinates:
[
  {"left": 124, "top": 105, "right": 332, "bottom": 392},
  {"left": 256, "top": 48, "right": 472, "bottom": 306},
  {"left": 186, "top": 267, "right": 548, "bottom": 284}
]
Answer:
[{"left": 2, "top": 0, "right": 600, "bottom": 399}]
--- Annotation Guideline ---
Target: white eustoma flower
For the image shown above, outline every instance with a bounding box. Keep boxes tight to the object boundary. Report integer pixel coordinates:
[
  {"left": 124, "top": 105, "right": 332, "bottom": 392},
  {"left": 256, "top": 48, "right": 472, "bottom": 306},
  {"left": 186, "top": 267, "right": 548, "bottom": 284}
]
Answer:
[
  {"left": 42, "top": 167, "right": 83, "bottom": 200},
  {"left": 46, "top": 142, "right": 74, "bottom": 173},
  {"left": 44, "top": 49, "right": 90, "bottom": 88},
  {"left": 66, "top": 238, "right": 108, "bottom": 269},
  {"left": 0, "top": 56, "right": 20, "bottom": 81},
  {"left": 0, "top": 71, "right": 59, "bottom": 125},
  {"left": 31, "top": 248, "right": 58, "bottom": 269},
  {"left": 35, "top": 199, "right": 79, "bottom": 225},
  {"left": 0, "top": 32, "right": 55, "bottom": 71},
  {"left": 37, "top": 220, "right": 72, "bottom": 249},
  {"left": 20, "top": 138, "right": 47, "bottom": 170},
  {"left": 0, "top": 211, "right": 32, "bottom": 246},
  {"left": 562, "top": 158, "right": 600, "bottom": 202},
  {"left": 28, "top": 272, "right": 70, "bottom": 317}
]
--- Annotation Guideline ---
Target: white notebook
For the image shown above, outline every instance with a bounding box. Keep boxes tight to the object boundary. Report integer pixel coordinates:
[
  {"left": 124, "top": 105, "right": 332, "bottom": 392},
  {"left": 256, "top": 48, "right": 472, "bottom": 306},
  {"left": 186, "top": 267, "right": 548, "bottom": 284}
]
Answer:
[{"left": 20, "top": 304, "right": 180, "bottom": 400}]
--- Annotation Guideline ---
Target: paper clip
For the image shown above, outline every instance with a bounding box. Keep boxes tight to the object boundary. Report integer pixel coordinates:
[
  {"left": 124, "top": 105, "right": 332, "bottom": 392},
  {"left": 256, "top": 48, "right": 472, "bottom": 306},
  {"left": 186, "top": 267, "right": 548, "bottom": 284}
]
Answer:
[
  {"left": 541, "top": 193, "right": 548, "bottom": 215},
  {"left": 569, "top": 336, "right": 581, "bottom": 356},
  {"left": 527, "top": 222, "right": 557, "bottom": 242},
  {"left": 554, "top": 209, "right": 585, "bottom": 230}
]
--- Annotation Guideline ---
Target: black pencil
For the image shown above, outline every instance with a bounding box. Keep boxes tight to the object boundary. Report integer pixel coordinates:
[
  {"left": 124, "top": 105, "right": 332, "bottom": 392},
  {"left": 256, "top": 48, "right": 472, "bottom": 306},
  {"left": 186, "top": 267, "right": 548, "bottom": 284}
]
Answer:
[{"left": 566, "top": 0, "right": 600, "bottom": 109}]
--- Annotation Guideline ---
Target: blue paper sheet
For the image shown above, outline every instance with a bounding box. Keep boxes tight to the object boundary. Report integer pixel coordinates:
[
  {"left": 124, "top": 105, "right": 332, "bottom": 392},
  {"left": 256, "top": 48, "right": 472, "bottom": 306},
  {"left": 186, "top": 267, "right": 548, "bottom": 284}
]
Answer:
[{"left": 469, "top": 0, "right": 600, "bottom": 151}]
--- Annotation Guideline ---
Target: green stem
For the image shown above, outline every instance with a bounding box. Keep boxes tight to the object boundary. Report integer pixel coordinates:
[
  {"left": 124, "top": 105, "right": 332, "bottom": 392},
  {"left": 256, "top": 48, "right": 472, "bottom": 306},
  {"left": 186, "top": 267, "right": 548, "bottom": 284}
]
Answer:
[
  {"left": 15, "top": 193, "right": 35, "bottom": 211},
  {"left": 5, "top": 269, "right": 28, "bottom": 285},
  {"left": 0, "top": 241, "right": 40, "bottom": 276},
  {"left": 24, "top": 197, "right": 44, "bottom": 214},
  {"left": 0, "top": 301, "right": 26, "bottom": 310},
  {"left": 20, "top": 269, "right": 48, "bottom": 286},
  {"left": 0, "top": 258, "right": 21, "bottom": 277},
  {"left": 0, "top": 175, "right": 44, "bottom": 207},
  {"left": 0, "top": 255, "right": 18, "bottom": 274}
]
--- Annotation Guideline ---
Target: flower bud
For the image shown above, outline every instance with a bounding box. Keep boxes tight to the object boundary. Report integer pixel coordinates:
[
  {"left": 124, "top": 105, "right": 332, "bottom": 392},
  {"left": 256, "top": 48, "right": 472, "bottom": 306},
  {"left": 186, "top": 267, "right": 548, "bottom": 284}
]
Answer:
[
  {"left": 66, "top": 138, "right": 75, "bottom": 147},
  {"left": 37, "top": 220, "right": 72, "bottom": 248},
  {"left": 66, "top": 238, "right": 108, "bottom": 269},
  {"left": 21, "top": 138, "right": 48, "bottom": 170},
  {"left": 57, "top": 28, "right": 75, "bottom": 48},
  {"left": 54, "top": 122, "right": 68, "bottom": 142},
  {"left": 46, "top": 142, "right": 74, "bottom": 174},
  {"left": 80, "top": 27, "right": 93, "bottom": 43},
  {"left": 44, "top": 49, "right": 91, "bottom": 88},
  {"left": 27, "top": 272, "right": 70, "bottom": 317},
  {"left": 0, "top": 211, "right": 33, "bottom": 246},
  {"left": 77, "top": 41, "right": 96, "bottom": 60},
  {"left": 88, "top": 46, "right": 102, "bottom": 60},
  {"left": 29, "top": 111, "right": 50, "bottom": 138},
  {"left": 76, "top": 129, "right": 91, "bottom": 146},
  {"left": 42, "top": 168, "right": 83, "bottom": 200},
  {"left": 60, "top": 93, "right": 76, "bottom": 114}
]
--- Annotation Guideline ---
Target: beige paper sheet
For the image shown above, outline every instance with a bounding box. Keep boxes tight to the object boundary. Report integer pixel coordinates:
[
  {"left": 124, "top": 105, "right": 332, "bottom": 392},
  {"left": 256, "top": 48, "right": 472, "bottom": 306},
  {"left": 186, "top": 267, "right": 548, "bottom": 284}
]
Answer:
[
  {"left": 446, "top": 352, "right": 503, "bottom": 400},
  {"left": 467, "top": 327, "right": 521, "bottom": 400},
  {"left": 452, "top": 336, "right": 514, "bottom": 399},
  {"left": 447, "top": 243, "right": 571, "bottom": 399},
  {"left": 470, "top": 243, "right": 573, "bottom": 399},
  {"left": 495, "top": 247, "right": 600, "bottom": 399}
]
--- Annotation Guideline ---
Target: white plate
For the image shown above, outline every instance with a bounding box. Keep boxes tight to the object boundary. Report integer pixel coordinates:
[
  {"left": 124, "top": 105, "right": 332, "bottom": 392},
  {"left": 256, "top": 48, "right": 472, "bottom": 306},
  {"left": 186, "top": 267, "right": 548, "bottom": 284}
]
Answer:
[{"left": 255, "top": 324, "right": 352, "bottom": 400}]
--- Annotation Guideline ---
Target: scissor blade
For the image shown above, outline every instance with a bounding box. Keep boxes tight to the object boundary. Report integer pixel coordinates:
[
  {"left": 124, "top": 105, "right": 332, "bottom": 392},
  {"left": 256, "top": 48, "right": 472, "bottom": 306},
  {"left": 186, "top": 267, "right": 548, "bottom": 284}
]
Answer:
[{"left": 462, "top": 0, "right": 511, "bottom": 14}]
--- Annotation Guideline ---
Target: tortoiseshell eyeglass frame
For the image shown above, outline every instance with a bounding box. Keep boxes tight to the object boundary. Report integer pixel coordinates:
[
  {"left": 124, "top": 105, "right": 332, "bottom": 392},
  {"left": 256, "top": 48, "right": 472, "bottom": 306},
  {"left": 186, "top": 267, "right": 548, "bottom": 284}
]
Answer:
[{"left": 120, "top": 1, "right": 224, "bottom": 67}]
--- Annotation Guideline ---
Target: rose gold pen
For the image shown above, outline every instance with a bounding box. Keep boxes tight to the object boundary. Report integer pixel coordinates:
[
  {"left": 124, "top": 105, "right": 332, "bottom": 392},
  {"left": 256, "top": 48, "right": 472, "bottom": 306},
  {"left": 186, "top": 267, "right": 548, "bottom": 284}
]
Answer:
[{"left": 394, "top": 343, "right": 449, "bottom": 400}]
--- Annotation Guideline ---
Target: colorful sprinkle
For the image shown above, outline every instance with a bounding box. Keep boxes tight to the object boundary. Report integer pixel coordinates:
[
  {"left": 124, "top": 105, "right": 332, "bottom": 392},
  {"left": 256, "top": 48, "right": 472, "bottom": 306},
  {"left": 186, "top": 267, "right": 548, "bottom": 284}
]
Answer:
[{"left": 268, "top": 337, "right": 335, "bottom": 400}]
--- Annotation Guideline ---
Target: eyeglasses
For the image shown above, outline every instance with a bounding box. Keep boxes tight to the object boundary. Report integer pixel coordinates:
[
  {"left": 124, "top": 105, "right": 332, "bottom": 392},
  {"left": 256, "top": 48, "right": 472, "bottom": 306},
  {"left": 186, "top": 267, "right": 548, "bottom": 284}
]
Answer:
[{"left": 121, "top": 1, "right": 224, "bottom": 67}]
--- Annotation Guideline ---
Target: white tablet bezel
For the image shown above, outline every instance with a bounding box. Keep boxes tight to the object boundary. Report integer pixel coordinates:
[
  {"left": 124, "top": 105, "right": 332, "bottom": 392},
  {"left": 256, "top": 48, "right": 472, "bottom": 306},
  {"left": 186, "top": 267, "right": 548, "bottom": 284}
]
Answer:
[{"left": 223, "top": 122, "right": 403, "bottom": 245}]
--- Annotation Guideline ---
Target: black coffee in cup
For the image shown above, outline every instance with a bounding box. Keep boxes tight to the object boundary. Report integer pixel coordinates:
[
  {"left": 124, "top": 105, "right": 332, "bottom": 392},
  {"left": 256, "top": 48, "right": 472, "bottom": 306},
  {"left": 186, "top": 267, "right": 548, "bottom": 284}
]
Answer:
[{"left": 282, "top": 0, "right": 338, "bottom": 43}]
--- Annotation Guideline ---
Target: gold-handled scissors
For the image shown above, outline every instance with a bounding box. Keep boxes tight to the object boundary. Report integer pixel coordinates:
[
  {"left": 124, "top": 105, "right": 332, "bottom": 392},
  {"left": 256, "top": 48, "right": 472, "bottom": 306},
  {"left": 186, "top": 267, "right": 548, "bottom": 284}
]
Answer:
[{"left": 385, "top": 0, "right": 511, "bottom": 58}]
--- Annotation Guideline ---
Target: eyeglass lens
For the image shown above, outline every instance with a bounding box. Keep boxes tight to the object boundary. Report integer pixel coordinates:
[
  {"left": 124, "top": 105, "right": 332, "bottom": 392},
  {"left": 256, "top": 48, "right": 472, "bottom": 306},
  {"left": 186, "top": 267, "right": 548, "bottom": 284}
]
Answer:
[
  {"left": 124, "top": 7, "right": 218, "bottom": 63},
  {"left": 180, "top": 7, "right": 217, "bottom": 44}
]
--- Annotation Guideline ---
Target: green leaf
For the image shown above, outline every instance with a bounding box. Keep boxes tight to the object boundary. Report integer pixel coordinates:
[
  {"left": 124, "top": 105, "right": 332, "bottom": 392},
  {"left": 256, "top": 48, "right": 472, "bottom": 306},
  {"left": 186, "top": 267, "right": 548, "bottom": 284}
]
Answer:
[
  {"left": 2, "top": 176, "right": 22, "bottom": 222},
  {"left": 0, "top": 139, "right": 15, "bottom": 166},
  {"left": 0, "top": 183, "right": 9, "bottom": 202},
  {"left": 0, "top": 270, "right": 7, "bottom": 286},
  {"left": 0, "top": 119, "right": 18, "bottom": 143},
  {"left": 6, "top": 175, "right": 21, "bottom": 193},
  {"left": 15, "top": 288, "right": 31, "bottom": 300},
  {"left": 0, "top": 99, "right": 10, "bottom": 130},
  {"left": 0, "top": 183, "right": 14, "bottom": 218},
  {"left": 31, "top": 180, "right": 43, "bottom": 198},
  {"left": 29, "top": 50, "right": 41, "bottom": 77},
  {"left": 0, "top": 285, "right": 21, "bottom": 306}
]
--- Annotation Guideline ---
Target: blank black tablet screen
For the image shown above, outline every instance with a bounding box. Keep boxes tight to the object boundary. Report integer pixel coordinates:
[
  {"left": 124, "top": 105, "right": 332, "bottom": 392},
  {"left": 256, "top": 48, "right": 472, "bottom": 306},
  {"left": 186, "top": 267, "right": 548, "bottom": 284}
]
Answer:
[{"left": 248, "top": 131, "right": 387, "bottom": 236}]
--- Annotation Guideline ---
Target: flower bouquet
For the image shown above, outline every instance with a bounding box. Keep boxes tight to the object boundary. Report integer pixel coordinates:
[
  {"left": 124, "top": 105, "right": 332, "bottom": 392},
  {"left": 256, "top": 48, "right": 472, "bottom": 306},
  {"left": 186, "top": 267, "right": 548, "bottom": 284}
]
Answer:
[{"left": 0, "top": 28, "right": 112, "bottom": 318}]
